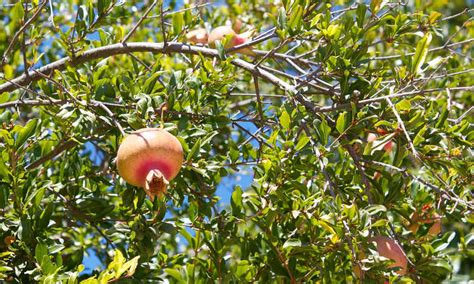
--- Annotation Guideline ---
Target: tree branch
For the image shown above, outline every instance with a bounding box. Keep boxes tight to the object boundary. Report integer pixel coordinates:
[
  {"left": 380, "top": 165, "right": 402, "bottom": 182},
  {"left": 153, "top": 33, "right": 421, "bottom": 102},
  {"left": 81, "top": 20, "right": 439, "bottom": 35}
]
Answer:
[
  {"left": 25, "top": 139, "right": 78, "bottom": 170},
  {"left": 0, "top": 42, "right": 295, "bottom": 95}
]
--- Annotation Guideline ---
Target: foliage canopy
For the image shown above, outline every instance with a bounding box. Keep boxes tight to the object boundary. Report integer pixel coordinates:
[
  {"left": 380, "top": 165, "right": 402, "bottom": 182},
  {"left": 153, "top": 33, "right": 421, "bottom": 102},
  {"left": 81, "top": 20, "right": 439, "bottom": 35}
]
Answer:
[{"left": 0, "top": 0, "right": 473, "bottom": 283}]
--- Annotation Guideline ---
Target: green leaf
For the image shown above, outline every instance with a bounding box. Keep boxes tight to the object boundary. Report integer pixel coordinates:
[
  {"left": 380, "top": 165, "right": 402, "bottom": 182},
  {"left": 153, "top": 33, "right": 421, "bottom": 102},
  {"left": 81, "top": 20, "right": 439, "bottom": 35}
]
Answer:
[
  {"left": 395, "top": 99, "right": 411, "bottom": 112},
  {"left": 0, "top": 155, "right": 10, "bottom": 181},
  {"left": 336, "top": 112, "right": 348, "bottom": 134},
  {"left": 370, "top": 0, "right": 387, "bottom": 14},
  {"left": 164, "top": 268, "right": 185, "bottom": 282},
  {"left": 110, "top": 249, "right": 125, "bottom": 278},
  {"left": 126, "top": 113, "right": 145, "bottom": 129},
  {"left": 411, "top": 32, "right": 432, "bottom": 75},
  {"left": 115, "top": 254, "right": 140, "bottom": 278},
  {"left": 231, "top": 186, "right": 243, "bottom": 216},
  {"left": 279, "top": 110, "right": 291, "bottom": 130},
  {"left": 277, "top": 7, "right": 287, "bottom": 30},
  {"left": 435, "top": 108, "right": 448, "bottom": 128},
  {"left": 35, "top": 243, "right": 48, "bottom": 265},
  {"left": 356, "top": 4, "right": 367, "bottom": 27},
  {"left": 98, "top": 0, "right": 111, "bottom": 15},
  {"left": 15, "top": 118, "right": 38, "bottom": 150},
  {"left": 143, "top": 72, "right": 164, "bottom": 94},
  {"left": 215, "top": 41, "right": 226, "bottom": 60},
  {"left": 315, "top": 118, "right": 331, "bottom": 145},
  {"left": 288, "top": 5, "right": 303, "bottom": 34},
  {"left": 172, "top": 13, "right": 184, "bottom": 36},
  {"left": 370, "top": 219, "right": 387, "bottom": 228},
  {"left": 186, "top": 138, "right": 201, "bottom": 161},
  {"left": 10, "top": 2, "right": 24, "bottom": 27},
  {"left": 0, "top": 110, "right": 12, "bottom": 124},
  {"left": 36, "top": 203, "right": 54, "bottom": 230},
  {"left": 413, "top": 126, "right": 427, "bottom": 146},
  {"left": 295, "top": 134, "right": 310, "bottom": 151}
]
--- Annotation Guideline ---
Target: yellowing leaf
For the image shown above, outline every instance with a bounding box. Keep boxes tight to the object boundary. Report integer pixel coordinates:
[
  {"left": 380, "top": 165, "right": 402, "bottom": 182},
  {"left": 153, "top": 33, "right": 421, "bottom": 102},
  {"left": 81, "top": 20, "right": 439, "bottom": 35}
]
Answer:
[
  {"left": 109, "top": 250, "right": 125, "bottom": 278},
  {"left": 317, "top": 220, "right": 340, "bottom": 244},
  {"left": 411, "top": 32, "right": 432, "bottom": 76},
  {"left": 80, "top": 278, "right": 99, "bottom": 284},
  {"left": 123, "top": 256, "right": 140, "bottom": 277},
  {"left": 428, "top": 11, "right": 442, "bottom": 24}
]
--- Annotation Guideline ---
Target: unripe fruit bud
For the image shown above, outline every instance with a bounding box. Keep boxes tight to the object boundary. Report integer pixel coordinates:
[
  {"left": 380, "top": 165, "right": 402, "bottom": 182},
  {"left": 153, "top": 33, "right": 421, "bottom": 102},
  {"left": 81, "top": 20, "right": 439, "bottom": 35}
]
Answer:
[
  {"left": 116, "top": 128, "right": 183, "bottom": 200},
  {"left": 370, "top": 236, "right": 408, "bottom": 275}
]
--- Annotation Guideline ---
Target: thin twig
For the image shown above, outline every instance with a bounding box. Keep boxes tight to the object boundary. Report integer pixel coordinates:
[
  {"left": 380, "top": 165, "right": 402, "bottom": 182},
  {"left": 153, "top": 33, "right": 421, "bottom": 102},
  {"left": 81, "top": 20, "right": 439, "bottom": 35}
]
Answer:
[
  {"left": 311, "top": 86, "right": 474, "bottom": 113},
  {"left": 0, "top": 42, "right": 295, "bottom": 94},
  {"left": 385, "top": 96, "right": 418, "bottom": 158},
  {"left": 442, "top": 8, "right": 474, "bottom": 21},
  {"left": 255, "top": 39, "right": 288, "bottom": 67},
  {"left": 367, "top": 38, "right": 474, "bottom": 61},
  {"left": 345, "top": 144, "right": 373, "bottom": 204},
  {"left": 449, "top": 106, "right": 473, "bottom": 124},
  {"left": 159, "top": 0, "right": 167, "bottom": 47},
  {"left": 25, "top": 139, "right": 78, "bottom": 170},
  {"left": 253, "top": 76, "right": 264, "bottom": 126},
  {"left": 227, "top": 28, "right": 277, "bottom": 54},
  {"left": 1, "top": 0, "right": 47, "bottom": 67},
  {"left": 122, "top": 0, "right": 158, "bottom": 44},
  {"left": 147, "top": 2, "right": 212, "bottom": 18},
  {"left": 94, "top": 101, "right": 126, "bottom": 136}
]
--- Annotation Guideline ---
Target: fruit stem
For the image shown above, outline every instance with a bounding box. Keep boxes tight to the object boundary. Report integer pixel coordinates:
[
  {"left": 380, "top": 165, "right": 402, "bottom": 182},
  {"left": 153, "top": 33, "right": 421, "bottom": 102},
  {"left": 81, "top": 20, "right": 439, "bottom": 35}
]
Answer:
[{"left": 144, "top": 169, "right": 169, "bottom": 200}]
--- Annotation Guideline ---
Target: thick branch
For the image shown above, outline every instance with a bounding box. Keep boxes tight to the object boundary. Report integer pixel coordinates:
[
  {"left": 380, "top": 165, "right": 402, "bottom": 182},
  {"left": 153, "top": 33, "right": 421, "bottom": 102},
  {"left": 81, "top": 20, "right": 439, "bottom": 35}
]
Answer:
[{"left": 0, "top": 42, "right": 295, "bottom": 95}]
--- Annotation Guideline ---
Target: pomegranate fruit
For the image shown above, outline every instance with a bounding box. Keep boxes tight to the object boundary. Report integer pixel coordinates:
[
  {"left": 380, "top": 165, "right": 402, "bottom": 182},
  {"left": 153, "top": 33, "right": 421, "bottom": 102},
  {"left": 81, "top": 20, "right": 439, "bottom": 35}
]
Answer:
[
  {"left": 371, "top": 236, "right": 408, "bottom": 275},
  {"left": 208, "top": 26, "right": 254, "bottom": 55},
  {"left": 116, "top": 128, "right": 183, "bottom": 200},
  {"left": 186, "top": 28, "right": 208, "bottom": 44}
]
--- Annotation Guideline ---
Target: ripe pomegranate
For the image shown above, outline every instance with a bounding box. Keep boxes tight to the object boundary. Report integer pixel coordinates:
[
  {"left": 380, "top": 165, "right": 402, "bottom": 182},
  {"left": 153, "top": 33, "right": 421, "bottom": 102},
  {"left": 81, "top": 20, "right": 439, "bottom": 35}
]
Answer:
[
  {"left": 371, "top": 236, "right": 408, "bottom": 275},
  {"left": 208, "top": 26, "right": 254, "bottom": 55},
  {"left": 116, "top": 128, "right": 183, "bottom": 200},
  {"left": 185, "top": 28, "right": 208, "bottom": 44}
]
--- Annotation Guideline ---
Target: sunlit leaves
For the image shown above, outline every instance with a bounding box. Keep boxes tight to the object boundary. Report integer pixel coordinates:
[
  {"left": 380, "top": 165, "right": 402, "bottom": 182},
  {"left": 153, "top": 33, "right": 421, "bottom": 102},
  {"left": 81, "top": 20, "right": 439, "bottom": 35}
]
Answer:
[
  {"left": 81, "top": 250, "right": 140, "bottom": 283},
  {"left": 15, "top": 118, "right": 39, "bottom": 150}
]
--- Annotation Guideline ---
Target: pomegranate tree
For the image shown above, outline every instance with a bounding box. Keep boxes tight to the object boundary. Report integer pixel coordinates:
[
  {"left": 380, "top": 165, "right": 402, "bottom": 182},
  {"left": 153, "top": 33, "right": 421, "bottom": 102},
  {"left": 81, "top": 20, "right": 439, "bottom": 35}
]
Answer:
[{"left": 116, "top": 128, "right": 183, "bottom": 200}]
